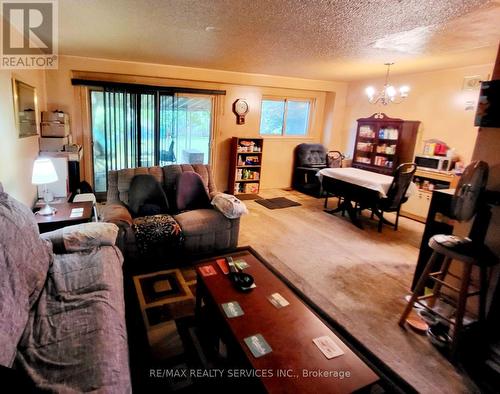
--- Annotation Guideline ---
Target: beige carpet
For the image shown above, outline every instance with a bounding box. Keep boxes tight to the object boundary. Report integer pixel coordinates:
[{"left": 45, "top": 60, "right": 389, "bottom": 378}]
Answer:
[{"left": 239, "top": 189, "right": 479, "bottom": 394}]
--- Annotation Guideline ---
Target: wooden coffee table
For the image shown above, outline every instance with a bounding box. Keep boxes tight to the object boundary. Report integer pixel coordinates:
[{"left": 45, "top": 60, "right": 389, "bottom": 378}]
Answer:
[{"left": 195, "top": 248, "right": 379, "bottom": 393}]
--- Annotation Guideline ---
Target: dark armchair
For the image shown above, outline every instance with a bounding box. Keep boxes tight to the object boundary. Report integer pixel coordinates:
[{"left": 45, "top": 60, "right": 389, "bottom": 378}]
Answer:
[{"left": 292, "top": 143, "right": 343, "bottom": 197}]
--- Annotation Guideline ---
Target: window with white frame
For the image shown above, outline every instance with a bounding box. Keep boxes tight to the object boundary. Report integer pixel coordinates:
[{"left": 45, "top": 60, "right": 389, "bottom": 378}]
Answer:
[{"left": 259, "top": 98, "right": 311, "bottom": 136}]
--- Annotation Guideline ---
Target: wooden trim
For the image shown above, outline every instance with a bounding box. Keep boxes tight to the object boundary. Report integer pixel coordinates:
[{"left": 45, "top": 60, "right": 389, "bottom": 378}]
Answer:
[{"left": 71, "top": 78, "right": 226, "bottom": 95}]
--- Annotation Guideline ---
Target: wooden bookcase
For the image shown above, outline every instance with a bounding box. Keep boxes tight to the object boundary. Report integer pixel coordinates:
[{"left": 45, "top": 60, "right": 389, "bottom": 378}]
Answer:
[
  {"left": 228, "top": 137, "right": 263, "bottom": 199},
  {"left": 352, "top": 113, "right": 420, "bottom": 175}
]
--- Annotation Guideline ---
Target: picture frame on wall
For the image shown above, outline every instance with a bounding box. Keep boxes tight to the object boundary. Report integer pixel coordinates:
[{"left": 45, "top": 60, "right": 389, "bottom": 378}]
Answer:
[{"left": 12, "top": 78, "right": 39, "bottom": 138}]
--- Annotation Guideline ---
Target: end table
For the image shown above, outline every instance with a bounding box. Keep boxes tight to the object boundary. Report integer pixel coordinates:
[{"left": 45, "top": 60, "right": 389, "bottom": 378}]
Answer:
[{"left": 34, "top": 201, "right": 94, "bottom": 233}]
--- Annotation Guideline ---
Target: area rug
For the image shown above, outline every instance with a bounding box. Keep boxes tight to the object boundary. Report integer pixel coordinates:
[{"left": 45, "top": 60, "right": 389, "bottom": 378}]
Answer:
[
  {"left": 133, "top": 267, "right": 197, "bottom": 360},
  {"left": 255, "top": 197, "right": 301, "bottom": 209}
]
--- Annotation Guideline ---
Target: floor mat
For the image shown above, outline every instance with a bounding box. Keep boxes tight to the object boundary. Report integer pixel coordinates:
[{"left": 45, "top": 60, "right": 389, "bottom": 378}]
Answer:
[{"left": 255, "top": 197, "right": 301, "bottom": 209}]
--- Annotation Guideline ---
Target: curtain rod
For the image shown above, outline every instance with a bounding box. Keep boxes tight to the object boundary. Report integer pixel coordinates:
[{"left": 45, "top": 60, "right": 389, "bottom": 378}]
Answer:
[{"left": 70, "top": 78, "right": 226, "bottom": 95}]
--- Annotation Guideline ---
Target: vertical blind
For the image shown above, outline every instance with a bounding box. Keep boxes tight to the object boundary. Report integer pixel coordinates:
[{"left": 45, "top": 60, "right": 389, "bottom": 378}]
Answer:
[{"left": 90, "top": 87, "right": 214, "bottom": 192}]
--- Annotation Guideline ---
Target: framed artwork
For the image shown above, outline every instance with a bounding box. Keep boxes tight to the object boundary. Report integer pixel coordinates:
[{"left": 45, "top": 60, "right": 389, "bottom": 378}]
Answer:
[{"left": 12, "top": 78, "right": 39, "bottom": 138}]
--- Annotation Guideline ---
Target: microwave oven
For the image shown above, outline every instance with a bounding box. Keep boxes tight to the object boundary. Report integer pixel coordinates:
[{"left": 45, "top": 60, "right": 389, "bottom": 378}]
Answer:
[{"left": 414, "top": 154, "right": 453, "bottom": 171}]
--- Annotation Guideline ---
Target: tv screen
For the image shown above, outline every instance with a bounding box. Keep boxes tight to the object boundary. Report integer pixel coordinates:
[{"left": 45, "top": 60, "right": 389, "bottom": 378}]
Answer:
[{"left": 475, "top": 79, "right": 500, "bottom": 128}]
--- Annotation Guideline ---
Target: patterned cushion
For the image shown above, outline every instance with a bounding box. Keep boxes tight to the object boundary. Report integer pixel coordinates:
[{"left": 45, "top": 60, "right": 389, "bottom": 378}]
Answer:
[{"left": 132, "top": 214, "right": 184, "bottom": 254}]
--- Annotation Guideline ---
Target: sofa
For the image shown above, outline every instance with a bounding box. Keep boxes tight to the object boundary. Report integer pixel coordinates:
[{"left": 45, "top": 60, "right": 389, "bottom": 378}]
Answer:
[
  {"left": 101, "top": 164, "right": 240, "bottom": 260},
  {"left": 0, "top": 184, "right": 131, "bottom": 392}
]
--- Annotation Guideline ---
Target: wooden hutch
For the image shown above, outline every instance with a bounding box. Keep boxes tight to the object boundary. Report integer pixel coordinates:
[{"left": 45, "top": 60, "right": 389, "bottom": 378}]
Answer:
[{"left": 352, "top": 113, "right": 420, "bottom": 175}]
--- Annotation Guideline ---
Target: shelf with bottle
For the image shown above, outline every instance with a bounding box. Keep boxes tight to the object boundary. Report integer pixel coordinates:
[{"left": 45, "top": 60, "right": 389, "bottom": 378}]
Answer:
[
  {"left": 237, "top": 154, "right": 260, "bottom": 166},
  {"left": 375, "top": 143, "right": 397, "bottom": 155},
  {"left": 234, "top": 182, "right": 259, "bottom": 195},
  {"left": 359, "top": 125, "right": 375, "bottom": 138},
  {"left": 236, "top": 139, "right": 262, "bottom": 153},
  {"left": 377, "top": 127, "right": 399, "bottom": 140},
  {"left": 355, "top": 157, "right": 371, "bottom": 164},
  {"left": 236, "top": 168, "right": 260, "bottom": 182},
  {"left": 356, "top": 142, "right": 373, "bottom": 153},
  {"left": 374, "top": 155, "right": 393, "bottom": 168}
]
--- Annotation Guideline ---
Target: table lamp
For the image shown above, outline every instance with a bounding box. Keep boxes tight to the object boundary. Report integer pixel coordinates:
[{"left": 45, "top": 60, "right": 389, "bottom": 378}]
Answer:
[{"left": 32, "top": 158, "right": 58, "bottom": 215}]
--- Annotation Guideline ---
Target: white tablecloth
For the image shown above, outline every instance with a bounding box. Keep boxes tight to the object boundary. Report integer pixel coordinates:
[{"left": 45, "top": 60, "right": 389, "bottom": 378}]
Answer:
[{"left": 317, "top": 167, "right": 417, "bottom": 198}]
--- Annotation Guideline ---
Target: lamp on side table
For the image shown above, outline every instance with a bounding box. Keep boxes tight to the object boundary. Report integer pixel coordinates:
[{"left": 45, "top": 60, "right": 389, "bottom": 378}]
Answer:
[{"left": 32, "top": 158, "right": 58, "bottom": 216}]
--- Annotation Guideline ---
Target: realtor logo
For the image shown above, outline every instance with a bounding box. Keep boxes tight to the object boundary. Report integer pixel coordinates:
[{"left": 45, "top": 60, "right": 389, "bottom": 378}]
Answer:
[{"left": 1, "top": 0, "right": 58, "bottom": 69}]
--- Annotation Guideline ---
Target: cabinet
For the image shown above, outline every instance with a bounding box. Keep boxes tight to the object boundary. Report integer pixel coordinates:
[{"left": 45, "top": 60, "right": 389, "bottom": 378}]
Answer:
[
  {"left": 352, "top": 113, "right": 420, "bottom": 175},
  {"left": 228, "top": 137, "right": 263, "bottom": 199},
  {"left": 400, "top": 169, "right": 459, "bottom": 223}
]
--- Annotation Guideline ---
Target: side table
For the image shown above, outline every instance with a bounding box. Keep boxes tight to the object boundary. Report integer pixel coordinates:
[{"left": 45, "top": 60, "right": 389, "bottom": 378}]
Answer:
[{"left": 34, "top": 201, "right": 94, "bottom": 233}]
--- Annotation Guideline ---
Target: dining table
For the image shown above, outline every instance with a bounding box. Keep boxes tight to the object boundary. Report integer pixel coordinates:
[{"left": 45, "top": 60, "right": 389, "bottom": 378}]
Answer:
[{"left": 317, "top": 167, "right": 417, "bottom": 228}]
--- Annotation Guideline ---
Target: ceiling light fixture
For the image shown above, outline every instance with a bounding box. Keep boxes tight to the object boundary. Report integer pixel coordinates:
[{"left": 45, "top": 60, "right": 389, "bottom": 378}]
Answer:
[{"left": 365, "top": 63, "right": 410, "bottom": 106}]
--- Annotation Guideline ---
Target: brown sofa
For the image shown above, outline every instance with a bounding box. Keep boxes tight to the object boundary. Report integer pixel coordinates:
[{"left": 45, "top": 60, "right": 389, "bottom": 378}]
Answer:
[
  {"left": 0, "top": 184, "right": 131, "bottom": 392},
  {"left": 101, "top": 164, "right": 240, "bottom": 259}
]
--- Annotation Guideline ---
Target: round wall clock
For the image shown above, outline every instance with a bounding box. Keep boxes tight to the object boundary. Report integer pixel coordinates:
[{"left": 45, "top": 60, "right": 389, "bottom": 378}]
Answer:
[{"left": 233, "top": 99, "right": 249, "bottom": 125}]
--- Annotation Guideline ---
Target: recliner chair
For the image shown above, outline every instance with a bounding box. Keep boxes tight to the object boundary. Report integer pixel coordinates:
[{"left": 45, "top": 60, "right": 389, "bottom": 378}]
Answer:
[{"left": 292, "top": 143, "right": 343, "bottom": 197}]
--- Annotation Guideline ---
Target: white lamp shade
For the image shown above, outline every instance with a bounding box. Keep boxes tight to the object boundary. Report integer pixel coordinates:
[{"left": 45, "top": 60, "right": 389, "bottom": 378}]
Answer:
[{"left": 32, "top": 158, "right": 58, "bottom": 185}]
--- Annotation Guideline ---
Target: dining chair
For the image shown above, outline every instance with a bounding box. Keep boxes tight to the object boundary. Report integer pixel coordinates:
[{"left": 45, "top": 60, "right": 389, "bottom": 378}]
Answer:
[
  {"left": 327, "top": 150, "right": 344, "bottom": 168},
  {"left": 375, "top": 162, "right": 417, "bottom": 232}
]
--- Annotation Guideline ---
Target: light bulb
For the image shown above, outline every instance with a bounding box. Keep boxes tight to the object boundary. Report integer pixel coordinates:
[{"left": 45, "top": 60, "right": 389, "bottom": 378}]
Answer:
[
  {"left": 386, "top": 85, "right": 396, "bottom": 98},
  {"left": 399, "top": 85, "right": 410, "bottom": 98},
  {"left": 365, "top": 86, "right": 376, "bottom": 99}
]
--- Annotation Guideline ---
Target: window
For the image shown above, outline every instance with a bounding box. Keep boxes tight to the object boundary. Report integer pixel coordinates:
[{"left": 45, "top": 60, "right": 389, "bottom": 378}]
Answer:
[
  {"left": 90, "top": 89, "right": 213, "bottom": 192},
  {"left": 260, "top": 98, "right": 311, "bottom": 136}
]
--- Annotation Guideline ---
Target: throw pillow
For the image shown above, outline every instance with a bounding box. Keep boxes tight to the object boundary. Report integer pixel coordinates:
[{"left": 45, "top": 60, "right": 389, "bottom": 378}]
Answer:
[
  {"left": 132, "top": 214, "right": 184, "bottom": 254},
  {"left": 211, "top": 193, "right": 248, "bottom": 219},
  {"left": 128, "top": 174, "right": 169, "bottom": 217},
  {"left": 59, "top": 222, "right": 118, "bottom": 252},
  {"left": 175, "top": 172, "right": 211, "bottom": 211}
]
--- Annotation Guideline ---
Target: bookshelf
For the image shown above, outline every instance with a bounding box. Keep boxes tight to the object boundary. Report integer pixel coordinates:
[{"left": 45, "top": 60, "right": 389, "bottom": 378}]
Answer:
[{"left": 228, "top": 137, "right": 263, "bottom": 199}]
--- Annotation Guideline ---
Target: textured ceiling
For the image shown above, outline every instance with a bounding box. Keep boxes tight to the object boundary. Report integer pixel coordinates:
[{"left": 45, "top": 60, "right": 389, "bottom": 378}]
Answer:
[{"left": 58, "top": 0, "right": 500, "bottom": 81}]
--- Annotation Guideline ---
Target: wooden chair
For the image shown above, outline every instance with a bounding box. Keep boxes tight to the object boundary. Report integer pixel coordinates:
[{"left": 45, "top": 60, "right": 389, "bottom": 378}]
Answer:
[
  {"left": 327, "top": 150, "right": 344, "bottom": 168},
  {"left": 374, "top": 162, "right": 416, "bottom": 232}
]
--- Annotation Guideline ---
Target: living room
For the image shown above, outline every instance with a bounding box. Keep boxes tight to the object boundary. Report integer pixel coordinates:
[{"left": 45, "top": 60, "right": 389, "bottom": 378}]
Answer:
[{"left": 1, "top": 1, "right": 500, "bottom": 393}]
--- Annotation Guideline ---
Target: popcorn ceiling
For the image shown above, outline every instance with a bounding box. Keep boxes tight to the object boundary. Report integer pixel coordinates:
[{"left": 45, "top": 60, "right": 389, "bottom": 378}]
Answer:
[{"left": 59, "top": 0, "right": 498, "bottom": 80}]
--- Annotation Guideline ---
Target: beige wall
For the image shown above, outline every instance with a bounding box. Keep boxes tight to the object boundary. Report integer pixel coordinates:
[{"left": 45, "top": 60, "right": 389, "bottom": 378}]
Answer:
[
  {"left": 45, "top": 55, "right": 348, "bottom": 192},
  {"left": 339, "top": 64, "right": 494, "bottom": 164},
  {"left": 0, "top": 69, "right": 46, "bottom": 206}
]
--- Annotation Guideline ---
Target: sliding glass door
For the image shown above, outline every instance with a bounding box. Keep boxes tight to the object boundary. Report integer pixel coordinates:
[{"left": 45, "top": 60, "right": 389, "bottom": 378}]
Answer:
[{"left": 90, "top": 90, "right": 213, "bottom": 192}]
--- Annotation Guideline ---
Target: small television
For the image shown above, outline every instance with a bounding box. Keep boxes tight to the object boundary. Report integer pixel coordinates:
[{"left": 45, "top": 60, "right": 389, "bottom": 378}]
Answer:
[{"left": 475, "top": 79, "right": 500, "bottom": 128}]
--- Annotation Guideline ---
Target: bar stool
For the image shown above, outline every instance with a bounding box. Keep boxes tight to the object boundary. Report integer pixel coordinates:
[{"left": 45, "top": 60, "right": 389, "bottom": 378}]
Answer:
[{"left": 399, "top": 234, "right": 497, "bottom": 359}]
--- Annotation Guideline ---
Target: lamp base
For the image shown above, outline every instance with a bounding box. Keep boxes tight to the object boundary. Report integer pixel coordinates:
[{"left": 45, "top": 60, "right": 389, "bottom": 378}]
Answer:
[{"left": 38, "top": 204, "right": 57, "bottom": 216}]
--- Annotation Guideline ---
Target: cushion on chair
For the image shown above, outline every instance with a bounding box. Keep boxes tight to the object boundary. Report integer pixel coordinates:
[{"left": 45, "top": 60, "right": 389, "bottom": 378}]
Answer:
[
  {"left": 176, "top": 171, "right": 211, "bottom": 211},
  {"left": 295, "top": 143, "right": 327, "bottom": 167},
  {"left": 132, "top": 214, "right": 184, "bottom": 254},
  {"left": 211, "top": 193, "right": 248, "bottom": 219},
  {"left": 0, "top": 190, "right": 52, "bottom": 367},
  {"left": 128, "top": 174, "right": 169, "bottom": 217}
]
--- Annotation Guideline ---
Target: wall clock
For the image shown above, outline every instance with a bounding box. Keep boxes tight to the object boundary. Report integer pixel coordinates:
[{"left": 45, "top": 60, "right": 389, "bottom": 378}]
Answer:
[{"left": 233, "top": 99, "right": 249, "bottom": 125}]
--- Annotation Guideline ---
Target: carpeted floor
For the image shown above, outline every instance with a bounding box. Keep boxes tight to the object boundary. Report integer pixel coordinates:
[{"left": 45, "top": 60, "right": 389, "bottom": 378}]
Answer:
[{"left": 239, "top": 189, "right": 481, "bottom": 394}]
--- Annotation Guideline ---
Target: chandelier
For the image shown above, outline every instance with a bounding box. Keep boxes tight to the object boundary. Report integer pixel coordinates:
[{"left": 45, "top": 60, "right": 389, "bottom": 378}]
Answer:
[{"left": 365, "top": 63, "right": 410, "bottom": 105}]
